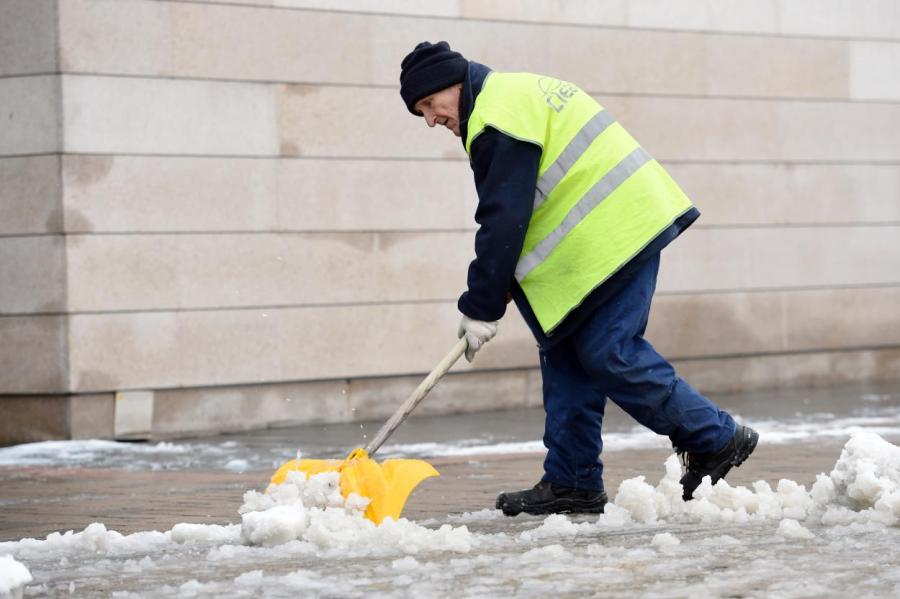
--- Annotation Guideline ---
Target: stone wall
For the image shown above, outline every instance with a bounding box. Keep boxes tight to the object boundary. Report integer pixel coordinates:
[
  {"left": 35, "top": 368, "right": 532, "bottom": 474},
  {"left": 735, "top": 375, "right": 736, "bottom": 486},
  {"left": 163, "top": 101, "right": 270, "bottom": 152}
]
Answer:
[{"left": 2, "top": 0, "right": 899, "bottom": 443}]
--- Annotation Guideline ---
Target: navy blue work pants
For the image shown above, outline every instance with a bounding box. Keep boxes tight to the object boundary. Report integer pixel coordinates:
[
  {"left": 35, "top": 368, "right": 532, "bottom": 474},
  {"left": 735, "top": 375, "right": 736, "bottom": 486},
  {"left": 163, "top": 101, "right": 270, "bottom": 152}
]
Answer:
[{"left": 540, "top": 253, "right": 736, "bottom": 492}]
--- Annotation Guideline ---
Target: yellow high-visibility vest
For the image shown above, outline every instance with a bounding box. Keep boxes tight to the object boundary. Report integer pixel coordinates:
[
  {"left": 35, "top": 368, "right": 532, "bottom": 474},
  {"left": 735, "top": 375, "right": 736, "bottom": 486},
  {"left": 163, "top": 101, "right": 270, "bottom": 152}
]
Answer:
[{"left": 465, "top": 72, "right": 694, "bottom": 334}]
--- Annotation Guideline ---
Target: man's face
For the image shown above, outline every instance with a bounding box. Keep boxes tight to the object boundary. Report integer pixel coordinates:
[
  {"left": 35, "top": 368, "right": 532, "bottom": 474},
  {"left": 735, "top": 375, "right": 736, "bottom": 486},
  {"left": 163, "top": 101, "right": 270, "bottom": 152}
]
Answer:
[{"left": 414, "top": 84, "right": 462, "bottom": 137}]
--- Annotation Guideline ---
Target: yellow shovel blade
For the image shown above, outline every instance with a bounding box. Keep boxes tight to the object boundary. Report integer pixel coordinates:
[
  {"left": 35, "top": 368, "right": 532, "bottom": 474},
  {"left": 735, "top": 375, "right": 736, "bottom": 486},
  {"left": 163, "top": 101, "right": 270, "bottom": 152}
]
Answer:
[{"left": 269, "top": 449, "right": 439, "bottom": 524}]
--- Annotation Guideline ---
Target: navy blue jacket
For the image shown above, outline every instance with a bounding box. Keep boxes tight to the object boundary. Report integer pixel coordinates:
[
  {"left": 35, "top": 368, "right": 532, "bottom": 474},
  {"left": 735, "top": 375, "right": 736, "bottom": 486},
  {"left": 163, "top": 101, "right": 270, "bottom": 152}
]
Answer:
[{"left": 457, "top": 63, "right": 699, "bottom": 349}]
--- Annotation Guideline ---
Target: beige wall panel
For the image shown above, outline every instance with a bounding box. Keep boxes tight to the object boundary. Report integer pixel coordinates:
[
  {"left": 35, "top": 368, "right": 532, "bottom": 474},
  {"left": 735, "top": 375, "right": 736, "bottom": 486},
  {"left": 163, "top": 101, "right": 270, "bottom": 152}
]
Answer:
[
  {"left": 274, "top": 159, "right": 476, "bottom": 231},
  {"left": 68, "top": 393, "right": 115, "bottom": 439},
  {"left": 0, "top": 0, "right": 57, "bottom": 76},
  {"left": 648, "top": 291, "right": 787, "bottom": 358},
  {"left": 59, "top": 65, "right": 897, "bottom": 164},
  {"left": 783, "top": 287, "right": 900, "bottom": 351},
  {"left": 671, "top": 163, "right": 900, "bottom": 226},
  {"left": 777, "top": 0, "right": 900, "bottom": 39},
  {"left": 60, "top": 157, "right": 900, "bottom": 233},
  {"left": 602, "top": 95, "right": 900, "bottom": 162},
  {"left": 525, "top": 367, "right": 543, "bottom": 408},
  {"left": 0, "top": 76, "right": 60, "bottom": 156},
  {"left": 0, "top": 316, "right": 67, "bottom": 393},
  {"left": 57, "top": 0, "right": 173, "bottom": 74},
  {"left": 0, "top": 236, "right": 66, "bottom": 314},
  {"left": 625, "top": 0, "right": 777, "bottom": 35},
  {"left": 65, "top": 226, "right": 900, "bottom": 312},
  {"left": 65, "top": 285, "right": 898, "bottom": 393},
  {"left": 658, "top": 226, "right": 900, "bottom": 293},
  {"left": 675, "top": 348, "right": 900, "bottom": 395},
  {"left": 347, "top": 369, "right": 531, "bottom": 421},
  {"left": 150, "top": 368, "right": 533, "bottom": 437},
  {"left": 66, "top": 303, "right": 537, "bottom": 392},
  {"left": 274, "top": 85, "right": 460, "bottom": 158},
  {"left": 62, "top": 76, "right": 278, "bottom": 155},
  {"left": 460, "top": 0, "right": 625, "bottom": 27},
  {"left": 71, "top": 348, "right": 900, "bottom": 438},
  {"left": 647, "top": 287, "right": 900, "bottom": 359},
  {"left": 59, "top": 2, "right": 853, "bottom": 100},
  {"left": 152, "top": 380, "right": 352, "bottom": 435},
  {"left": 850, "top": 41, "right": 900, "bottom": 101},
  {"left": 280, "top": 88, "right": 900, "bottom": 161},
  {"left": 278, "top": 88, "right": 687, "bottom": 160},
  {"left": 61, "top": 155, "right": 476, "bottom": 233},
  {"left": 181, "top": 0, "right": 900, "bottom": 41},
  {"left": 65, "top": 232, "right": 472, "bottom": 311},
  {"left": 0, "top": 156, "right": 62, "bottom": 235},
  {"left": 214, "top": 0, "right": 460, "bottom": 16},
  {"left": 0, "top": 396, "right": 70, "bottom": 445},
  {"left": 704, "top": 35, "right": 848, "bottom": 99}
]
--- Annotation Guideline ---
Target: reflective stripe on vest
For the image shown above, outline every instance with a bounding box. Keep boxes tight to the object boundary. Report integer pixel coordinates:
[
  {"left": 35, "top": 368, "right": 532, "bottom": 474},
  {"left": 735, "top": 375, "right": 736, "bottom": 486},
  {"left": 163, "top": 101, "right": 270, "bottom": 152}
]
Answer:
[
  {"left": 533, "top": 109, "right": 616, "bottom": 212},
  {"left": 465, "top": 72, "right": 694, "bottom": 334},
  {"left": 516, "top": 146, "right": 653, "bottom": 281}
]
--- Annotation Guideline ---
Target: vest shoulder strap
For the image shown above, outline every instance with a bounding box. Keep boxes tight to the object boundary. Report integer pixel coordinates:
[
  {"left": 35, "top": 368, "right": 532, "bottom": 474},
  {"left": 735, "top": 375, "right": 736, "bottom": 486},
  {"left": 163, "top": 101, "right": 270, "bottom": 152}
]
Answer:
[{"left": 465, "top": 73, "right": 547, "bottom": 155}]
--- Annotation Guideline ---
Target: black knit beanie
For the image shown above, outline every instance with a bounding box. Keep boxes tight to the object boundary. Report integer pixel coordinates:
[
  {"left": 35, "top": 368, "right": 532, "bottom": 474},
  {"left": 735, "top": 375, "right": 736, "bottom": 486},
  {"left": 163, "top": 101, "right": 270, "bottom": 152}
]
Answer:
[{"left": 400, "top": 41, "right": 468, "bottom": 115}]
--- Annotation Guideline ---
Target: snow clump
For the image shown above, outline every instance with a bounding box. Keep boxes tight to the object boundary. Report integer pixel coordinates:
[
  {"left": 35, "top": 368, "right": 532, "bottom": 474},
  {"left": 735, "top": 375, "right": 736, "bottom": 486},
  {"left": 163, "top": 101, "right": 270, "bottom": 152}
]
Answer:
[
  {"left": 236, "top": 470, "right": 477, "bottom": 554},
  {"left": 650, "top": 532, "right": 681, "bottom": 548},
  {"left": 0, "top": 554, "right": 32, "bottom": 596},
  {"left": 777, "top": 519, "right": 815, "bottom": 540}
]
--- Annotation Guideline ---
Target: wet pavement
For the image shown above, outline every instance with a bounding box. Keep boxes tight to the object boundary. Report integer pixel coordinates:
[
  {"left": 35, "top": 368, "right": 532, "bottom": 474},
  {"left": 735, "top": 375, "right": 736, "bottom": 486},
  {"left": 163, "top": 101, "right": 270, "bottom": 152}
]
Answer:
[{"left": 1, "top": 381, "right": 900, "bottom": 597}]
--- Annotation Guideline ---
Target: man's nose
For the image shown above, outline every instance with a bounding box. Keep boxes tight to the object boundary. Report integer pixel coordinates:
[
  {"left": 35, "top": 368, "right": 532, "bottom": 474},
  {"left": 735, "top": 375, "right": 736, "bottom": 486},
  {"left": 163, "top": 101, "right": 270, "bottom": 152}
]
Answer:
[{"left": 425, "top": 113, "right": 437, "bottom": 128}]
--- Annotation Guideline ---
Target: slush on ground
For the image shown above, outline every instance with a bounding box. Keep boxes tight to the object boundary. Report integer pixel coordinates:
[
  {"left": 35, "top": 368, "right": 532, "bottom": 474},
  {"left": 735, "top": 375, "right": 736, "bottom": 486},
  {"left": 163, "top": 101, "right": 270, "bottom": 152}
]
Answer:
[{"left": 1, "top": 383, "right": 900, "bottom": 598}]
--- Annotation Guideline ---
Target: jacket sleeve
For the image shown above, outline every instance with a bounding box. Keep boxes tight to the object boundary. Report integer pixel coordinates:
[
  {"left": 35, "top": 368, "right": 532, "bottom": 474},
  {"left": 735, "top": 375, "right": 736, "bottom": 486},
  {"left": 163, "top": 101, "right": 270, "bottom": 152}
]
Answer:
[{"left": 457, "top": 128, "right": 541, "bottom": 322}]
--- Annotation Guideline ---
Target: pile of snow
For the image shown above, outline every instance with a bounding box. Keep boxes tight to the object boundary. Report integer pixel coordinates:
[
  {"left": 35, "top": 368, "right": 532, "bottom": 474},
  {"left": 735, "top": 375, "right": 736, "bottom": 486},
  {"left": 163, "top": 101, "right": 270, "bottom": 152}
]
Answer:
[
  {"left": 0, "top": 554, "right": 32, "bottom": 597},
  {"left": 605, "top": 431, "right": 900, "bottom": 529},
  {"left": 0, "top": 523, "right": 172, "bottom": 561},
  {"left": 2, "top": 430, "right": 899, "bottom": 587},
  {"left": 0, "top": 472, "right": 476, "bottom": 569},
  {"left": 237, "top": 470, "right": 476, "bottom": 554}
]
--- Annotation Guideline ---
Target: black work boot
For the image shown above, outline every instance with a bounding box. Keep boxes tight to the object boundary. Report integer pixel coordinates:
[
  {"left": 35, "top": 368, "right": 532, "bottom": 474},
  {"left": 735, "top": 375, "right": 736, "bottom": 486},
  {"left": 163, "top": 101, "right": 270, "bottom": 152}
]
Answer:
[
  {"left": 496, "top": 480, "right": 608, "bottom": 516},
  {"left": 679, "top": 424, "right": 759, "bottom": 501}
]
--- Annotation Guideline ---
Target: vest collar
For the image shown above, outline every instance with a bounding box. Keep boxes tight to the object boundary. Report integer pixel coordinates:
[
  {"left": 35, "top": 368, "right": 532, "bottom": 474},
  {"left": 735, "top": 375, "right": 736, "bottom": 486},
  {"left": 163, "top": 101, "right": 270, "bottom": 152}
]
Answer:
[{"left": 459, "top": 62, "right": 492, "bottom": 147}]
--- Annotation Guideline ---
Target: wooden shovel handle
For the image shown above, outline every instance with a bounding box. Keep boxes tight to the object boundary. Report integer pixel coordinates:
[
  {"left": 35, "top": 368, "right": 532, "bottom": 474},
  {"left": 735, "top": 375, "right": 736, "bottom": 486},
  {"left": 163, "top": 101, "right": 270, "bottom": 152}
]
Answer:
[{"left": 364, "top": 337, "right": 469, "bottom": 457}]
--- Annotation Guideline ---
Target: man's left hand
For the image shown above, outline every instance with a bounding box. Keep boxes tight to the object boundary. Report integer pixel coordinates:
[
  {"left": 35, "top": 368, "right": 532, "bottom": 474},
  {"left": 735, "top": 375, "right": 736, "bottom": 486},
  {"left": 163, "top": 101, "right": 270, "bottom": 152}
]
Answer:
[{"left": 457, "top": 315, "right": 499, "bottom": 362}]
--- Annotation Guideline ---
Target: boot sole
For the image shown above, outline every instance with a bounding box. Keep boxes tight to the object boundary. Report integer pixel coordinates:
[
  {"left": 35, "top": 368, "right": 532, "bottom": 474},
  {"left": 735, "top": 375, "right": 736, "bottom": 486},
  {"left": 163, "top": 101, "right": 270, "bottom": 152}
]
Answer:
[{"left": 496, "top": 495, "right": 607, "bottom": 517}]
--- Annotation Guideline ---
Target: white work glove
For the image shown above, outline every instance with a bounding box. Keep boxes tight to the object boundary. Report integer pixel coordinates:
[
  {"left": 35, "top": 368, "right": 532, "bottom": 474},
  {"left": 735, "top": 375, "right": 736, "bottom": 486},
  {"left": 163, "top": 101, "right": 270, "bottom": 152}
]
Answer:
[{"left": 457, "top": 315, "right": 499, "bottom": 362}]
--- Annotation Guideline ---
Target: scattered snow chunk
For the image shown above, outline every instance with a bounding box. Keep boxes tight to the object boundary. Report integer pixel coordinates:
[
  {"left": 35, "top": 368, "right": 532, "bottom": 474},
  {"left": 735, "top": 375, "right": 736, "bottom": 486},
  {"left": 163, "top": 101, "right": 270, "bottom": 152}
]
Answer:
[
  {"left": 391, "top": 556, "right": 420, "bottom": 571},
  {"left": 650, "top": 532, "right": 681, "bottom": 548},
  {"left": 519, "top": 544, "right": 570, "bottom": 563},
  {"left": 0, "top": 554, "right": 32, "bottom": 595},
  {"left": 233, "top": 570, "right": 264, "bottom": 586},
  {"left": 595, "top": 503, "right": 633, "bottom": 527},
  {"left": 241, "top": 505, "right": 310, "bottom": 547},
  {"left": 170, "top": 523, "right": 241, "bottom": 544},
  {"left": 224, "top": 459, "right": 249, "bottom": 472},
  {"left": 519, "top": 514, "right": 586, "bottom": 541},
  {"left": 777, "top": 519, "right": 815, "bottom": 540}
]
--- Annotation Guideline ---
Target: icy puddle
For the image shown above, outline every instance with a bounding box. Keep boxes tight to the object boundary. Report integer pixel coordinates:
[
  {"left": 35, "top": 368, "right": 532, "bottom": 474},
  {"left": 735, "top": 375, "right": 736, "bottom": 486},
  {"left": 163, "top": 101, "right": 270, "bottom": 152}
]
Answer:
[{"left": 3, "top": 432, "right": 900, "bottom": 598}]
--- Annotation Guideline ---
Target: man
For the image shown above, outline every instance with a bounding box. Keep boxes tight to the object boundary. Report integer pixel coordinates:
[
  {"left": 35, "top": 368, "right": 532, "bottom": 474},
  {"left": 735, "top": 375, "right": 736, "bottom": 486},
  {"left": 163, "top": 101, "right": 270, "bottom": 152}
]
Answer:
[{"left": 399, "top": 41, "right": 758, "bottom": 516}]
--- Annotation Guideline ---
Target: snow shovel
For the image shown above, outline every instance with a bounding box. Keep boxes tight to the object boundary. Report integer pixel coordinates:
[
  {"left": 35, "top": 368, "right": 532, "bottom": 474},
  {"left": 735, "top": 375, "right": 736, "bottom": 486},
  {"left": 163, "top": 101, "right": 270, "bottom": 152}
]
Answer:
[{"left": 270, "top": 337, "right": 468, "bottom": 524}]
